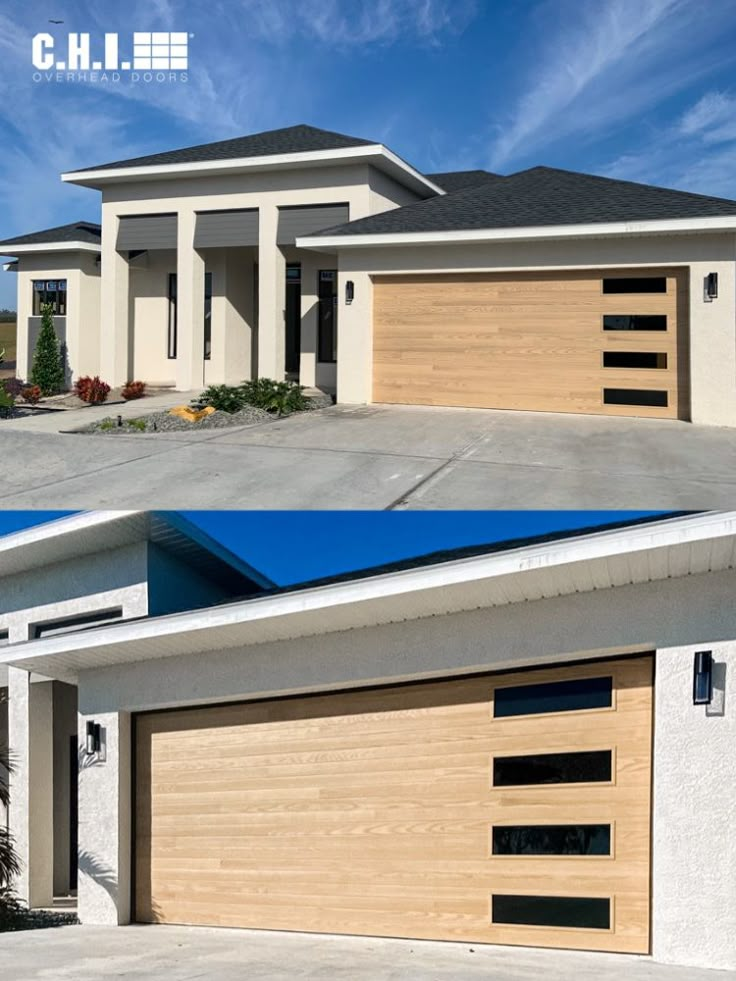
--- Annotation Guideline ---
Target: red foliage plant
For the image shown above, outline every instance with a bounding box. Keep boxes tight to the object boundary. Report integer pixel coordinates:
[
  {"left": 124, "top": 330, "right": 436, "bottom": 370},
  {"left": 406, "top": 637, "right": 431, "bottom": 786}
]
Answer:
[
  {"left": 21, "top": 385, "right": 41, "bottom": 404},
  {"left": 121, "top": 380, "right": 146, "bottom": 401},
  {"left": 74, "top": 375, "right": 111, "bottom": 405}
]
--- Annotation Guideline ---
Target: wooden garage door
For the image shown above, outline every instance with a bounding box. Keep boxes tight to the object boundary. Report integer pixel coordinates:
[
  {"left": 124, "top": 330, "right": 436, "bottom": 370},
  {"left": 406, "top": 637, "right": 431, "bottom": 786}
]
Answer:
[
  {"left": 373, "top": 268, "right": 689, "bottom": 419},
  {"left": 134, "top": 654, "right": 652, "bottom": 953}
]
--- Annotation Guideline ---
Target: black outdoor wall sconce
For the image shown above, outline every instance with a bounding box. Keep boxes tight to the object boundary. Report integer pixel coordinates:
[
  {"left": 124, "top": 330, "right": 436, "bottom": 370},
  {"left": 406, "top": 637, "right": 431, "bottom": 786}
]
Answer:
[
  {"left": 693, "top": 650, "right": 713, "bottom": 705},
  {"left": 704, "top": 272, "right": 718, "bottom": 301},
  {"left": 86, "top": 720, "right": 102, "bottom": 755},
  {"left": 345, "top": 280, "right": 355, "bottom": 305}
]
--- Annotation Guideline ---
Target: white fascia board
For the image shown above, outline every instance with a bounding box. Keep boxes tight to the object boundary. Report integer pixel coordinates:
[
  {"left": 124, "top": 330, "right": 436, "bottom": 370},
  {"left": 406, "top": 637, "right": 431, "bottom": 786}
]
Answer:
[
  {"left": 297, "top": 214, "right": 736, "bottom": 249},
  {"left": 0, "top": 242, "right": 101, "bottom": 255},
  {"left": 61, "top": 145, "right": 444, "bottom": 197},
  {"left": 3, "top": 510, "right": 734, "bottom": 673},
  {"left": 0, "top": 510, "right": 139, "bottom": 554}
]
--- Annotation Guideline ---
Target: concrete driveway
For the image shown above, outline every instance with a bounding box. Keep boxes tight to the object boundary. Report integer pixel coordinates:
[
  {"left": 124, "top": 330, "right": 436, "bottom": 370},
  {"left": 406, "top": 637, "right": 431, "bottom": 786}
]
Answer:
[
  {"left": 3, "top": 925, "right": 730, "bottom": 981},
  {"left": 2, "top": 403, "right": 736, "bottom": 508}
]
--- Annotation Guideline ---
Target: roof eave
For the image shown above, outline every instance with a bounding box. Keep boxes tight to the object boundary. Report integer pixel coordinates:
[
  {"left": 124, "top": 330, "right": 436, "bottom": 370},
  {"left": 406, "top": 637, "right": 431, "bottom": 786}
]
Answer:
[
  {"left": 4, "top": 510, "right": 735, "bottom": 682},
  {"left": 297, "top": 214, "right": 736, "bottom": 249},
  {"left": 0, "top": 242, "right": 101, "bottom": 256},
  {"left": 61, "top": 145, "right": 444, "bottom": 198}
]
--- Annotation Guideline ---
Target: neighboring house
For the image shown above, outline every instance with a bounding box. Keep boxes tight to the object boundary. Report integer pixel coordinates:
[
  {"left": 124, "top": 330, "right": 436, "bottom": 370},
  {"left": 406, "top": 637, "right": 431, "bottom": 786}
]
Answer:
[
  {"left": 1, "top": 123, "right": 736, "bottom": 425},
  {"left": 1, "top": 510, "right": 735, "bottom": 972}
]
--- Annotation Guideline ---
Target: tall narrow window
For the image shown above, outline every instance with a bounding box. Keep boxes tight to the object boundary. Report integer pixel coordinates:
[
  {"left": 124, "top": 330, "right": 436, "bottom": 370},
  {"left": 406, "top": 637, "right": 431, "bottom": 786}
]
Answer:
[
  {"left": 167, "top": 273, "right": 177, "bottom": 359},
  {"left": 32, "top": 279, "right": 67, "bottom": 316},
  {"left": 318, "top": 270, "right": 337, "bottom": 363},
  {"left": 203, "top": 272, "right": 213, "bottom": 361}
]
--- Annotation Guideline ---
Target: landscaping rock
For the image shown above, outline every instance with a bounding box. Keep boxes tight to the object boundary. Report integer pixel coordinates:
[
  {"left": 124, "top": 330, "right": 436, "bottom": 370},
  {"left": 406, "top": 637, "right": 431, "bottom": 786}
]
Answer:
[{"left": 79, "top": 405, "right": 274, "bottom": 435}]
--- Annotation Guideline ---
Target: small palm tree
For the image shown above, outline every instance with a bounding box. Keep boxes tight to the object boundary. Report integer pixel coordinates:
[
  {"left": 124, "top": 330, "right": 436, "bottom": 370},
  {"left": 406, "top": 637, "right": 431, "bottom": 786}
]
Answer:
[{"left": 0, "top": 691, "right": 20, "bottom": 892}]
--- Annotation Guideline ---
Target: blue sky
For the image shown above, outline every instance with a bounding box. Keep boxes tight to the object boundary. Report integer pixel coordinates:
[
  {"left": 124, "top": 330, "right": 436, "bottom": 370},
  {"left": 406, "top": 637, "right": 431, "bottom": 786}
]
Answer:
[
  {"left": 0, "top": 511, "right": 666, "bottom": 585},
  {"left": 1, "top": 0, "right": 736, "bottom": 308}
]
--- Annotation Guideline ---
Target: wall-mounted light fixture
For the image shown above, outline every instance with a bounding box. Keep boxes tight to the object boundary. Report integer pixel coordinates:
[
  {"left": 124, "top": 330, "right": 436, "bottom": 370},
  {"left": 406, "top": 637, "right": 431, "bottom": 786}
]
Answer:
[
  {"left": 345, "top": 280, "right": 354, "bottom": 305},
  {"left": 704, "top": 272, "right": 718, "bottom": 301},
  {"left": 693, "top": 650, "right": 713, "bottom": 705},
  {"left": 86, "top": 720, "right": 102, "bottom": 755}
]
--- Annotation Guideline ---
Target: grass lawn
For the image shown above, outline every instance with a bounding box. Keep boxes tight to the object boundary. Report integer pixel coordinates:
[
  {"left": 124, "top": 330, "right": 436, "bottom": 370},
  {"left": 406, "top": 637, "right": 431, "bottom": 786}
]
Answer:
[{"left": 0, "top": 321, "right": 16, "bottom": 364}]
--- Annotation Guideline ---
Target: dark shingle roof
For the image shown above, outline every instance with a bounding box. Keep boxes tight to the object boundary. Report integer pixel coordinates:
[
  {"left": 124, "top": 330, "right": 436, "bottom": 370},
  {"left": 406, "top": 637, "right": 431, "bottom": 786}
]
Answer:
[
  {"left": 72, "top": 124, "right": 376, "bottom": 173},
  {"left": 312, "top": 166, "right": 736, "bottom": 237},
  {"left": 425, "top": 169, "right": 501, "bottom": 192},
  {"left": 0, "top": 221, "right": 101, "bottom": 250}
]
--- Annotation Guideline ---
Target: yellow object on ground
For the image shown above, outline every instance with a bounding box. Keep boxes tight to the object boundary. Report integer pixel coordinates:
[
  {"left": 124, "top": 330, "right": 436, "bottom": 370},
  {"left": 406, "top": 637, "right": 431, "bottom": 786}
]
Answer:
[{"left": 169, "top": 405, "right": 216, "bottom": 423}]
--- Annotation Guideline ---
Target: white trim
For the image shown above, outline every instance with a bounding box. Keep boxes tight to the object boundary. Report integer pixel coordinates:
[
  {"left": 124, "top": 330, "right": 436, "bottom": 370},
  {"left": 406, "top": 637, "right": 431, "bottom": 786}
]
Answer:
[
  {"left": 61, "top": 145, "right": 444, "bottom": 197},
  {"left": 297, "top": 214, "right": 736, "bottom": 249},
  {"left": 0, "top": 242, "right": 100, "bottom": 255},
  {"left": 3, "top": 510, "right": 735, "bottom": 673}
]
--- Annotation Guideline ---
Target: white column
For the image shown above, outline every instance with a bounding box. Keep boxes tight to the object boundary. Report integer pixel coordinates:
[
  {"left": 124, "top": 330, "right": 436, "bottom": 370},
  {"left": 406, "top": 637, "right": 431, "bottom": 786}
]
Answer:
[
  {"left": 8, "top": 668, "right": 54, "bottom": 908},
  {"left": 257, "top": 205, "right": 286, "bottom": 380},
  {"left": 100, "top": 213, "right": 130, "bottom": 386},
  {"left": 336, "top": 268, "right": 372, "bottom": 404},
  {"left": 77, "top": 710, "right": 131, "bottom": 925},
  {"left": 175, "top": 211, "right": 206, "bottom": 391},
  {"left": 15, "top": 268, "right": 32, "bottom": 381}
]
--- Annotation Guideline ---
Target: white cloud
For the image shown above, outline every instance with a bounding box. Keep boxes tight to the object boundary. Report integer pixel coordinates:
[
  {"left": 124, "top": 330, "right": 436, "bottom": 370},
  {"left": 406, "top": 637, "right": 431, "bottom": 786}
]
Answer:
[
  {"left": 603, "top": 89, "right": 736, "bottom": 198},
  {"left": 486, "top": 0, "right": 727, "bottom": 171}
]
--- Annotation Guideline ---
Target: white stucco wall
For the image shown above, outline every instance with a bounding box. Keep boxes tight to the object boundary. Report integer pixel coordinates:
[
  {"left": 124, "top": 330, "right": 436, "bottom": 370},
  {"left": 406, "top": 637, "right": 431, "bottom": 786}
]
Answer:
[
  {"left": 335, "top": 232, "right": 736, "bottom": 424},
  {"left": 14, "top": 251, "right": 100, "bottom": 386},
  {"left": 77, "top": 709, "right": 130, "bottom": 925},
  {"left": 72, "top": 567, "right": 736, "bottom": 969},
  {"left": 129, "top": 249, "right": 176, "bottom": 386},
  {"left": 652, "top": 641, "right": 736, "bottom": 971}
]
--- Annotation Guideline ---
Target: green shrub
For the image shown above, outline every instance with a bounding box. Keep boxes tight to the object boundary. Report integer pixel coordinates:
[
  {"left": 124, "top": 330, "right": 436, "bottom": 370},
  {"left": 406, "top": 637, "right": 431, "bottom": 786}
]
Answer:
[
  {"left": 0, "top": 386, "right": 14, "bottom": 418},
  {"left": 194, "top": 378, "right": 308, "bottom": 416},
  {"left": 240, "top": 378, "right": 308, "bottom": 415},
  {"left": 30, "top": 304, "right": 65, "bottom": 395},
  {"left": 126, "top": 418, "right": 147, "bottom": 431},
  {"left": 193, "top": 383, "right": 246, "bottom": 414}
]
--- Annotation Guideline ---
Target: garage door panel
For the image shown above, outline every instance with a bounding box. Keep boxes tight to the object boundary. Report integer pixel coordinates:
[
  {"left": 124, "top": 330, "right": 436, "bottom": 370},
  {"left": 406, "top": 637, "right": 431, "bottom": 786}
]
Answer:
[
  {"left": 373, "top": 269, "right": 688, "bottom": 419},
  {"left": 136, "top": 655, "right": 652, "bottom": 953}
]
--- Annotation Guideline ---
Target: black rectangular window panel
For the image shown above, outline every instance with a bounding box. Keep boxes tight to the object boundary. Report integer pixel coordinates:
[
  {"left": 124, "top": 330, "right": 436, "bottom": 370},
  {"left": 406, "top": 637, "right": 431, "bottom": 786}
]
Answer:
[
  {"left": 602, "top": 277, "right": 666, "bottom": 293},
  {"left": 32, "top": 279, "right": 67, "bottom": 316},
  {"left": 318, "top": 270, "right": 337, "bottom": 363},
  {"left": 492, "top": 824, "right": 611, "bottom": 855},
  {"left": 32, "top": 608, "right": 123, "bottom": 639},
  {"left": 603, "top": 388, "right": 667, "bottom": 407},
  {"left": 603, "top": 314, "right": 667, "bottom": 331},
  {"left": 603, "top": 351, "right": 667, "bottom": 369},
  {"left": 0, "top": 629, "right": 9, "bottom": 647},
  {"left": 494, "top": 676, "right": 612, "bottom": 718},
  {"left": 492, "top": 895, "right": 610, "bottom": 930},
  {"left": 203, "top": 272, "right": 213, "bottom": 361},
  {"left": 167, "top": 273, "right": 177, "bottom": 360},
  {"left": 493, "top": 750, "right": 612, "bottom": 786}
]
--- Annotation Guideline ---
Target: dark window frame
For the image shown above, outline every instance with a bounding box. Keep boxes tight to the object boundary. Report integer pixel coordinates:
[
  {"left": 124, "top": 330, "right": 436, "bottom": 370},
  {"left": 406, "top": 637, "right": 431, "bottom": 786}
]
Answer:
[
  {"left": 491, "top": 824, "right": 612, "bottom": 856},
  {"left": 492, "top": 749, "right": 613, "bottom": 787},
  {"left": 32, "top": 279, "right": 67, "bottom": 316},
  {"left": 167, "top": 273, "right": 177, "bottom": 360},
  {"left": 317, "top": 269, "right": 337, "bottom": 364},
  {"left": 493, "top": 675, "right": 613, "bottom": 718},
  {"left": 602, "top": 351, "right": 667, "bottom": 370},
  {"left": 603, "top": 388, "right": 668, "bottom": 407},
  {"left": 602, "top": 276, "right": 667, "bottom": 294},
  {"left": 203, "top": 271, "right": 213, "bottom": 361},
  {"left": 603, "top": 314, "right": 668, "bottom": 332},
  {"left": 30, "top": 607, "right": 124, "bottom": 639},
  {"left": 491, "top": 894, "right": 611, "bottom": 930}
]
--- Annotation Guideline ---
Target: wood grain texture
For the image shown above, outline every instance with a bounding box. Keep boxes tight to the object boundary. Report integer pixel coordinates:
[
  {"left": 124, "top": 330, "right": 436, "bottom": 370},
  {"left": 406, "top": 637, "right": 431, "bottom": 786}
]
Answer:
[
  {"left": 135, "top": 655, "right": 653, "bottom": 953},
  {"left": 372, "top": 269, "right": 689, "bottom": 419}
]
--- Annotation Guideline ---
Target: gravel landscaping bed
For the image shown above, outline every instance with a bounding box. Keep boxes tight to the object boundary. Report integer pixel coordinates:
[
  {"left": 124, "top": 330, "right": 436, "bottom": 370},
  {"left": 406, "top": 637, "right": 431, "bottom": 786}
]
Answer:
[{"left": 78, "top": 405, "right": 275, "bottom": 434}]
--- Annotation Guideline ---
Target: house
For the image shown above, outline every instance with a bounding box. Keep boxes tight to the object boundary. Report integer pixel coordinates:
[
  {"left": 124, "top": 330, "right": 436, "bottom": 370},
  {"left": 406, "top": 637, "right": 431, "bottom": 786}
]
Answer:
[
  {"left": 1, "top": 123, "right": 736, "bottom": 425},
  {"left": 1, "top": 509, "right": 735, "bottom": 971}
]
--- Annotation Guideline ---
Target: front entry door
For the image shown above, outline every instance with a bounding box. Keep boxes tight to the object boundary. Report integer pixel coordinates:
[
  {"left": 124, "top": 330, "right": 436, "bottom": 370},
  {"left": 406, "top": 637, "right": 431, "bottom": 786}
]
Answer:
[{"left": 285, "top": 263, "right": 301, "bottom": 377}]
